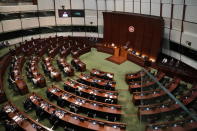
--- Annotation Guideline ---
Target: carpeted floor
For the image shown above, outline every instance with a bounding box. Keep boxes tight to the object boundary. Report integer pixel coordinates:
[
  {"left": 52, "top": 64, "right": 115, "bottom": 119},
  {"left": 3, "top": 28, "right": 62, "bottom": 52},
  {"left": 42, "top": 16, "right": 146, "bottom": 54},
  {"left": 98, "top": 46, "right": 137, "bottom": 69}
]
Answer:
[{"left": 0, "top": 48, "right": 145, "bottom": 131}]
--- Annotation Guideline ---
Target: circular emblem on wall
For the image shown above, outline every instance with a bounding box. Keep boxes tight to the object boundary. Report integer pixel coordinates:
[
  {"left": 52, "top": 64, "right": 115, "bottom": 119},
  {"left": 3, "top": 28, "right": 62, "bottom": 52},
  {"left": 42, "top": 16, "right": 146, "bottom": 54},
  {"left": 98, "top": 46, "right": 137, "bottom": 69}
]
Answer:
[{"left": 128, "top": 26, "right": 135, "bottom": 32}]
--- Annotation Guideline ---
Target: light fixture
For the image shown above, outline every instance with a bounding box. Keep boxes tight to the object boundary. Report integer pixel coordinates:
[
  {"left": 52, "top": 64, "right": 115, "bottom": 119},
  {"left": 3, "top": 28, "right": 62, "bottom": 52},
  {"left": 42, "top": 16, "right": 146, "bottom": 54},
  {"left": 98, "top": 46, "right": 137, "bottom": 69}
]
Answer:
[
  {"left": 136, "top": 52, "right": 140, "bottom": 56},
  {"left": 149, "top": 58, "right": 156, "bottom": 62}
]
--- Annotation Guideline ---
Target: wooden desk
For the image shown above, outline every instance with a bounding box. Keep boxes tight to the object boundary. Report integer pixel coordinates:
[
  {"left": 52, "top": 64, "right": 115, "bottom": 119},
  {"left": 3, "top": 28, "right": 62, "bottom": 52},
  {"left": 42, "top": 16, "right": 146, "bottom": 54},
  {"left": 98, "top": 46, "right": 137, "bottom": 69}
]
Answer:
[
  {"left": 57, "top": 58, "right": 74, "bottom": 77},
  {"left": 139, "top": 84, "right": 197, "bottom": 120},
  {"left": 2, "top": 101, "right": 50, "bottom": 131},
  {"left": 129, "top": 72, "right": 165, "bottom": 93},
  {"left": 132, "top": 78, "right": 180, "bottom": 105},
  {"left": 96, "top": 44, "right": 114, "bottom": 55},
  {"left": 29, "top": 56, "right": 46, "bottom": 87},
  {"left": 64, "top": 79, "right": 118, "bottom": 104},
  {"left": 47, "top": 85, "right": 122, "bottom": 120},
  {"left": 71, "top": 45, "right": 91, "bottom": 58},
  {"left": 78, "top": 73, "right": 116, "bottom": 91},
  {"left": 0, "top": 52, "right": 12, "bottom": 103},
  {"left": 71, "top": 58, "right": 86, "bottom": 72},
  {"left": 146, "top": 117, "right": 197, "bottom": 131},
  {"left": 15, "top": 80, "right": 29, "bottom": 95},
  {"left": 43, "top": 57, "right": 61, "bottom": 81},
  {"left": 90, "top": 68, "right": 114, "bottom": 80},
  {"left": 59, "top": 46, "right": 71, "bottom": 58},
  {"left": 12, "top": 56, "right": 29, "bottom": 95},
  {"left": 125, "top": 68, "right": 150, "bottom": 83},
  {"left": 28, "top": 93, "right": 127, "bottom": 131}
]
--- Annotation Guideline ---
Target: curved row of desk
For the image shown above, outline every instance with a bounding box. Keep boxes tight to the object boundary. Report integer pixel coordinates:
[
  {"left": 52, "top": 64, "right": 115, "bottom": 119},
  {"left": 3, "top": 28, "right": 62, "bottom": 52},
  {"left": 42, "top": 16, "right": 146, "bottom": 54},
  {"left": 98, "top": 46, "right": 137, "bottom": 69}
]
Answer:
[
  {"left": 57, "top": 58, "right": 74, "bottom": 77},
  {"left": 9, "top": 56, "right": 29, "bottom": 95},
  {"left": 145, "top": 116, "right": 197, "bottom": 131},
  {"left": 125, "top": 69, "right": 149, "bottom": 83},
  {"left": 26, "top": 56, "right": 46, "bottom": 88},
  {"left": 1, "top": 101, "right": 50, "bottom": 131},
  {"left": 132, "top": 78, "right": 180, "bottom": 105},
  {"left": 42, "top": 57, "right": 62, "bottom": 82},
  {"left": 90, "top": 68, "right": 114, "bottom": 81},
  {"left": 71, "top": 58, "right": 86, "bottom": 72},
  {"left": 26, "top": 93, "right": 127, "bottom": 131},
  {"left": 47, "top": 85, "right": 122, "bottom": 121},
  {"left": 78, "top": 73, "right": 116, "bottom": 91},
  {"left": 0, "top": 53, "right": 12, "bottom": 103},
  {"left": 64, "top": 78, "right": 118, "bottom": 104},
  {"left": 139, "top": 84, "right": 197, "bottom": 121},
  {"left": 128, "top": 72, "right": 166, "bottom": 93}
]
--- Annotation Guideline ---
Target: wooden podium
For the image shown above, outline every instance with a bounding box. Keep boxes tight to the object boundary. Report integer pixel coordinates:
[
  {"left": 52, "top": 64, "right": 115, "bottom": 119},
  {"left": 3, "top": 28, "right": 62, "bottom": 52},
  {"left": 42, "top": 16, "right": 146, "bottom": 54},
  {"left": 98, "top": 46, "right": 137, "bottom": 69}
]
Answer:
[{"left": 106, "top": 46, "right": 127, "bottom": 64}]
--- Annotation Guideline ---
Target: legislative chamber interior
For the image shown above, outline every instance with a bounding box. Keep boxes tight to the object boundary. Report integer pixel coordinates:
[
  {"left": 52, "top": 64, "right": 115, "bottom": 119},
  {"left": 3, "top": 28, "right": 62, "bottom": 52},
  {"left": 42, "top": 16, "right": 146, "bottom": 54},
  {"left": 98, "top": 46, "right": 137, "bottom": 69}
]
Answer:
[{"left": 0, "top": 0, "right": 197, "bottom": 131}]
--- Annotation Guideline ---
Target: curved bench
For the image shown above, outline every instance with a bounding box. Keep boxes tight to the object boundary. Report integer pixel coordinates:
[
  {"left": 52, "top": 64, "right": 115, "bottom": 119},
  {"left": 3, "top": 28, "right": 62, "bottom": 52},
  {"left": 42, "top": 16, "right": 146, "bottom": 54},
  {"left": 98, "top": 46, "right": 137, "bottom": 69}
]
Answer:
[
  {"left": 64, "top": 79, "right": 118, "bottom": 104},
  {"left": 47, "top": 85, "right": 122, "bottom": 121},
  {"left": 26, "top": 93, "right": 127, "bottom": 131}
]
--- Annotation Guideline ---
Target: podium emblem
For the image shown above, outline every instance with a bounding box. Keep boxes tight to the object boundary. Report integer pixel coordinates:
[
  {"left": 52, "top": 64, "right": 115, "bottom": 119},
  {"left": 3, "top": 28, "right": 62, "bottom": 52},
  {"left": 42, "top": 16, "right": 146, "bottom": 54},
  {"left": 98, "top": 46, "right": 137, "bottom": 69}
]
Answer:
[{"left": 128, "top": 26, "right": 135, "bottom": 32}]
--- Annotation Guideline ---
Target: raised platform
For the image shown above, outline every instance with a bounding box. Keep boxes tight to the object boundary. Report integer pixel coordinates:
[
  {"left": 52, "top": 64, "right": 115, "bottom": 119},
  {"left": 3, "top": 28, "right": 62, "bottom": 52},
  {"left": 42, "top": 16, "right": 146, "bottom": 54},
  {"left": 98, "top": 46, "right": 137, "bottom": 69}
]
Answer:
[{"left": 106, "top": 56, "right": 127, "bottom": 65}]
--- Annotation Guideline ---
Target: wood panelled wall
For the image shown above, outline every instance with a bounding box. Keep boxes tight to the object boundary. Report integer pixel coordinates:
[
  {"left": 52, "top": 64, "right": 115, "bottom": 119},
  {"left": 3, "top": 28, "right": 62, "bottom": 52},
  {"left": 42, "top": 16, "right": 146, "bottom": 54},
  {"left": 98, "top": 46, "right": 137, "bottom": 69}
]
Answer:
[{"left": 103, "top": 12, "right": 164, "bottom": 60}]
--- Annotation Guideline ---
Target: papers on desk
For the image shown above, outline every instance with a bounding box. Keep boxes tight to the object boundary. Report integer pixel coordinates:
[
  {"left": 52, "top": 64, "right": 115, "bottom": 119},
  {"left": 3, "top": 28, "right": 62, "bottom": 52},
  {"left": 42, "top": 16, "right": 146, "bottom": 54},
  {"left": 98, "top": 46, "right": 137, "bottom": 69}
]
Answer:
[
  {"left": 78, "top": 86, "right": 82, "bottom": 91},
  {"left": 107, "top": 73, "right": 113, "bottom": 78},
  {"left": 75, "top": 101, "right": 82, "bottom": 105},
  {"left": 56, "top": 112, "right": 64, "bottom": 119},
  {"left": 5, "top": 108, "right": 13, "bottom": 113},
  {"left": 92, "top": 103, "right": 97, "bottom": 106},
  {"left": 41, "top": 103, "right": 46, "bottom": 109},
  {"left": 62, "top": 95, "right": 68, "bottom": 100},
  {"left": 51, "top": 89, "right": 56, "bottom": 93},
  {"left": 12, "top": 115, "right": 22, "bottom": 122},
  {"left": 94, "top": 71, "right": 99, "bottom": 74},
  {"left": 92, "top": 121, "right": 97, "bottom": 125},
  {"left": 111, "top": 106, "right": 115, "bottom": 110},
  {"left": 82, "top": 76, "right": 86, "bottom": 80}
]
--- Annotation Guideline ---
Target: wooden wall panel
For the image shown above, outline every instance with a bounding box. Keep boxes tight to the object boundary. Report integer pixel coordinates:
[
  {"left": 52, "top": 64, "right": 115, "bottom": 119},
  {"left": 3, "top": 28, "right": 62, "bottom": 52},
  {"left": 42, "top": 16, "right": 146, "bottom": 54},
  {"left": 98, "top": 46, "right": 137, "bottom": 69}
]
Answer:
[
  {"left": 103, "top": 13, "right": 111, "bottom": 42},
  {"left": 119, "top": 15, "right": 128, "bottom": 46},
  {"left": 111, "top": 14, "right": 120, "bottom": 45},
  {"left": 141, "top": 18, "right": 154, "bottom": 56},
  {"left": 103, "top": 12, "right": 164, "bottom": 60}
]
